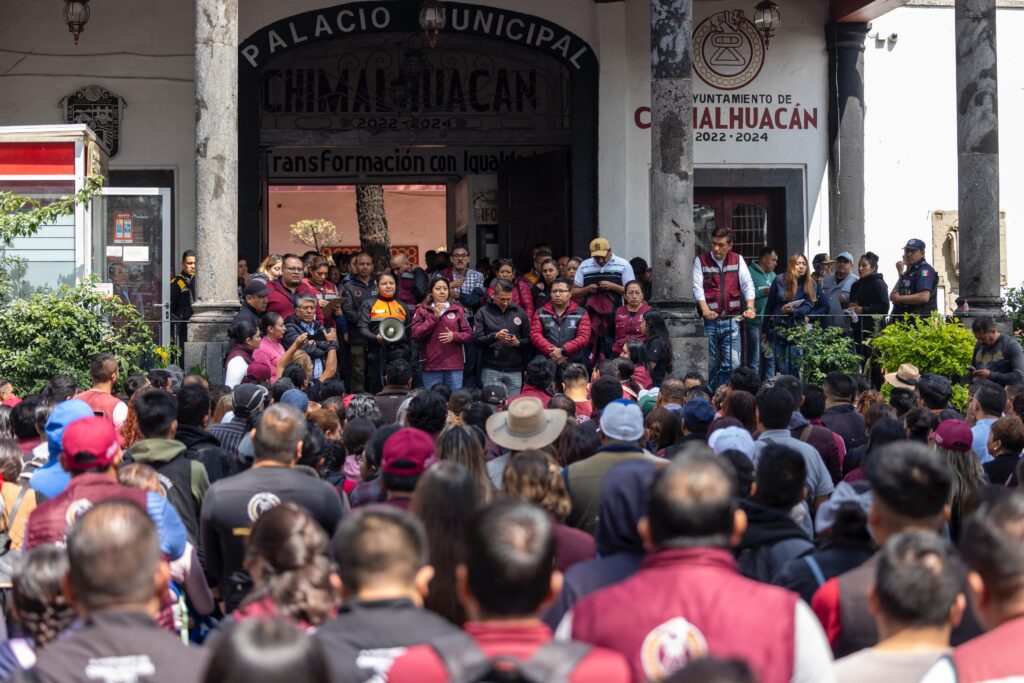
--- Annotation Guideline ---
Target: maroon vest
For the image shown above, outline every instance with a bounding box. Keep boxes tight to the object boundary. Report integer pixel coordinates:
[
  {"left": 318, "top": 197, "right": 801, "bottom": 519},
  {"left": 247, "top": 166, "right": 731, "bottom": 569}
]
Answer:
[
  {"left": 952, "top": 615, "right": 1024, "bottom": 683},
  {"left": 699, "top": 251, "right": 743, "bottom": 315},
  {"left": 73, "top": 390, "right": 122, "bottom": 423},
  {"left": 25, "top": 473, "right": 149, "bottom": 549},
  {"left": 571, "top": 548, "right": 796, "bottom": 683}
]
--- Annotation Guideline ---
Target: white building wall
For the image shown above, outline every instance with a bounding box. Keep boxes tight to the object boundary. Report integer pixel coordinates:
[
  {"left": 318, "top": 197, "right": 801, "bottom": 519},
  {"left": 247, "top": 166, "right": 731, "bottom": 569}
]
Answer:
[
  {"left": 0, "top": 0, "right": 196, "bottom": 252},
  {"left": 863, "top": 4, "right": 1024, "bottom": 303}
]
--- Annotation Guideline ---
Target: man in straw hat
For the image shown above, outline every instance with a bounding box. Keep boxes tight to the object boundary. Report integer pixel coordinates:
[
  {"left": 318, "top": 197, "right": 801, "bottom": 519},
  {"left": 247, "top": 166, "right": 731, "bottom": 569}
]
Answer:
[
  {"left": 485, "top": 397, "right": 567, "bottom": 488},
  {"left": 566, "top": 400, "right": 666, "bottom": 535},
  {"left": 884, "top": 363, "right": 920, "bottom": 390}
]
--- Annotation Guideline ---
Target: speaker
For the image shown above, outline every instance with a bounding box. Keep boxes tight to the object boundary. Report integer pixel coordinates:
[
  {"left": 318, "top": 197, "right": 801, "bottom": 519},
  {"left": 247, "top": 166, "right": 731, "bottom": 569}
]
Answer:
[{"left": 379, "top": 317, "right": 405, "bottom": 343}]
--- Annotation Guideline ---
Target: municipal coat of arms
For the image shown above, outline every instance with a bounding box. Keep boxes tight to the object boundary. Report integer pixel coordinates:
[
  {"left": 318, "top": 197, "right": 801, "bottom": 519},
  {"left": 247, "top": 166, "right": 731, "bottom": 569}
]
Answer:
[{"left": 61, "top": 85, "right": 126, "bottom": 158}]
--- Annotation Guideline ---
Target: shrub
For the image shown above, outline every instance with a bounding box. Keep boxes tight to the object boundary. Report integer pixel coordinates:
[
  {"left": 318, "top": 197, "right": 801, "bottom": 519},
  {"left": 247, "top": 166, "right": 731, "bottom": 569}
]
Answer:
[
  {"left": 1004, "top": 284, "right": 1024, "bottom": 346},
  {"left": 0, "top": 283, "right": 164, "bottom": 393},
  {"left": 784, "top": 322, "right": 862, "bottom": 385},
  {"left": 869, "top": 312, "right": 974, "bottom": 411}
]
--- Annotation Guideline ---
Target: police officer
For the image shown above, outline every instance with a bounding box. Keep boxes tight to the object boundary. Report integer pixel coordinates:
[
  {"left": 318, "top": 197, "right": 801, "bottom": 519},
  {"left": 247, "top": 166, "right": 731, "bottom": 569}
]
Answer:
[
  {"left": 890, "top": 238, "right": 937, "bottom": 318},
  {"left": 170, "top": 250, "right": 196, "bottom": 347}
]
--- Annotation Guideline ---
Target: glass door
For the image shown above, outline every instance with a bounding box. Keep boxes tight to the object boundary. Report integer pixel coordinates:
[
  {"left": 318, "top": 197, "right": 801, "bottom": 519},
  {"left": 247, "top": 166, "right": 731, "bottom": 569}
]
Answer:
[{"left": 91, "top": 188, "right": 171, "bottom": 345}]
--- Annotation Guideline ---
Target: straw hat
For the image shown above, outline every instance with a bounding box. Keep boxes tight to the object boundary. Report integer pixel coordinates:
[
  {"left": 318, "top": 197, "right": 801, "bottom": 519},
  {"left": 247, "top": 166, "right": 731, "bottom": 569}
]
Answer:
[
  {"left": 884, "top": 363, "right": 920, "bottom": 390},
  {"left": 486, "top": 397, "right": 567, "bottom": 451}
]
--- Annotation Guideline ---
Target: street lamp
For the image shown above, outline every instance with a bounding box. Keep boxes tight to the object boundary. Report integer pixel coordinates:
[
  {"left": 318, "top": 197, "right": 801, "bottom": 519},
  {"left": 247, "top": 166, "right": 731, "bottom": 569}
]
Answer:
[
  {"left": 64, "top": 0, "right": 91, "bottom": 44},
  {"left": 419, "top": 0, "right": 445, "bottom": 49},
  {"left": 753, "top": 0, "right": 781, "bottom": 48}
]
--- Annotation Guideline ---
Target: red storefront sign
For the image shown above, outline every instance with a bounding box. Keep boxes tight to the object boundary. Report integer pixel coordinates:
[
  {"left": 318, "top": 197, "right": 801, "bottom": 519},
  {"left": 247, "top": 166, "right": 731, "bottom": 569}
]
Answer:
[{"left": 0, "top": 143, "right": 75, "bottom": 175}]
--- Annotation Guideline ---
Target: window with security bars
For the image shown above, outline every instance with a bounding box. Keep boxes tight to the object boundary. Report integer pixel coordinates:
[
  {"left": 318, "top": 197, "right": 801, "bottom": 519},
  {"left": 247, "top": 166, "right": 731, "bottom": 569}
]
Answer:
[{"left": 730, "top": 204, "right": 768, "bottom": 261}]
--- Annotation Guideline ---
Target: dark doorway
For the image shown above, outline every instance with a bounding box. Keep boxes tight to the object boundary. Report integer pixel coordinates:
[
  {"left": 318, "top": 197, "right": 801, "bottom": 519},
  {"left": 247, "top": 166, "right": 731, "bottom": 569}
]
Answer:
[
  {"left": 694, "top": 188, "right": 786, "bottom": 262},
  {"left": 498, "top": 150, "right": 570, "bottom": 273}
]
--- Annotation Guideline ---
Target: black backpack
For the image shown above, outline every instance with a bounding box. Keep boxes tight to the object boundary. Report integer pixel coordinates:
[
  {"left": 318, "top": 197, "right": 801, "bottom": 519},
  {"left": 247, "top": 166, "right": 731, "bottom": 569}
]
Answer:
[{"left": 431, "top": 631, "right": 592, "bottom": 683}]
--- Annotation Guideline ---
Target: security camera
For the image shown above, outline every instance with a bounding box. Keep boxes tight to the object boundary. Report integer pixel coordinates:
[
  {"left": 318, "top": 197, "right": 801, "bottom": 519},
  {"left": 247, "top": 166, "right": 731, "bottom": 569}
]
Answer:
[{"left": 887, "top": 33, "right": 898, "bottom": 45}]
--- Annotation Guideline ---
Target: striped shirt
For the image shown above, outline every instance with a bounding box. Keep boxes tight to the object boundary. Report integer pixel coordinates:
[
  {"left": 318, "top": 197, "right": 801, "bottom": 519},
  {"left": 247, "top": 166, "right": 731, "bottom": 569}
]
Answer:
[{"left": 573, "top": 254, "right": 635, "bottom": 289}]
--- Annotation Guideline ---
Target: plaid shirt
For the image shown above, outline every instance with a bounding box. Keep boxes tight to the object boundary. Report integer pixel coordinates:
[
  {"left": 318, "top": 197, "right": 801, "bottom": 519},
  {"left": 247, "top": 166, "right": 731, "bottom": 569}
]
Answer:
[
  {"left": 208, "top": 417, "right": 249, "bottom": 463},
  {"left": 446, "top": 267, "right": 484, "bottom": 295}
]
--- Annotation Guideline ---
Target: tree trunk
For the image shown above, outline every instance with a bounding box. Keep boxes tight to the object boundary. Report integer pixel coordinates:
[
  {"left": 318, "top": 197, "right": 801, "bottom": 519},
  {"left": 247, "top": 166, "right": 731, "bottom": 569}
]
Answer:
[{"left": 355, "top": 185, "right": 391, "bottom": 273}]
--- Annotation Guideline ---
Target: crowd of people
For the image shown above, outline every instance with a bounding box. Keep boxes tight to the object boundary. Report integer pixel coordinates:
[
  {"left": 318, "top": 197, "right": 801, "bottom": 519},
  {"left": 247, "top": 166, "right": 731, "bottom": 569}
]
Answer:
[
  {"left": 0, "top": 328, "right": 1015, "bottom": 682},
  {"left": 0, "top": 232, "right": 1019, "bottom": 683}
]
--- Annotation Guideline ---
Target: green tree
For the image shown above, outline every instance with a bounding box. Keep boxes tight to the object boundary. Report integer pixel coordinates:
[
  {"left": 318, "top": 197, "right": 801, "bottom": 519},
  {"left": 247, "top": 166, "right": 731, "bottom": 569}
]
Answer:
[
  {"left": 0, "top": 283, "right": 163, "bottom": 393},
  {"left": 869, "top": 312, "right": 975, "bottom": 411},
  {"left": 785, "top": 323, "right": 862, "bottom": 385}
]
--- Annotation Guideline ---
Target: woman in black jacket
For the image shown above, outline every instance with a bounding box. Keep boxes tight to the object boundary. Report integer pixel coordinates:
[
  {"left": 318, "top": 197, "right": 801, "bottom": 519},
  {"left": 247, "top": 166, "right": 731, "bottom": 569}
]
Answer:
[{"left": 847, "top": 252, "right": 890, "bottom": 388}]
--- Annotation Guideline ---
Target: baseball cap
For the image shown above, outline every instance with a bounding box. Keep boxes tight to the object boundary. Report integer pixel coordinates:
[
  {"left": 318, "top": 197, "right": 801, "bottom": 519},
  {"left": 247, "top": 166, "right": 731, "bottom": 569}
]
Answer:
[
  {"left": 931, "top": 419, "right": 973, "bottom": 453},
  {"left": 243, "top": 280, "right": 269, "bottom": 297},
  {"left": 708, "top": 426, "right": 755, "bottom": 458},
  {"left": 917, "top": 373, "right": 952, "bottom": 403},
  {"left": 589, "top": 237, "right": 611, "bottom": 257},
  {"left": 836, "top": 251, "right": 854, "bottom": 263},
  {"left": 279, "top": 388, "right": 310, "bottom": 414},
  {"left": 244, "top": 360, "right": 272, "bottom": 383},
  {"left": 233, "top": 384, "right": 269, "bottom": 416},
  {"left": 599, "top": 400, "right": 644, "bottom": 442},
  {"left": 904, "top": 238, "right": 926, "bottom": 251},
  {"left": 382, "top": 428, "right": 436, "bottom": 477},
  {"left": 46, "top": 399, "right": 95, "bottom": 461},
  {"left": 62, "top": 416, "right": 120, "bottom": 471},
  {"left": 812, "top": 253, "right": 834, "bottom": 266},
  {"left": 481, "top": 384, "right": 507, "bottom": 408},
  {"left": 681, "top": 399, "right": 715, "bottom": 433}
]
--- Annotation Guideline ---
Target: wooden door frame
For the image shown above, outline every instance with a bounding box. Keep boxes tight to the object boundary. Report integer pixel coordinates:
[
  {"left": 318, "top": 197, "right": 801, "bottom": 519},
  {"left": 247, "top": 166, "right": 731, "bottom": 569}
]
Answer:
[{"left": 694, "top": 168, "right": 805, "bottom": 260}]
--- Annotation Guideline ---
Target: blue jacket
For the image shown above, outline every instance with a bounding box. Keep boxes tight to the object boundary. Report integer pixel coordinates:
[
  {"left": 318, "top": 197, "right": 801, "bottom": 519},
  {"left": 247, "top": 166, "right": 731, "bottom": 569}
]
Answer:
[
  {"left": 764, "top": 274, "right": 829, "bottom": 334},
  {"left": 30, "top": 399, "right": 95, "bottom": 500}
]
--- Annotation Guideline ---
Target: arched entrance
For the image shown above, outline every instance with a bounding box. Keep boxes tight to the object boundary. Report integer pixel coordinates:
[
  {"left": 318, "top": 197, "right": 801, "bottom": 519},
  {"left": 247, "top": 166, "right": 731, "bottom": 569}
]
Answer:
[{"left": 238, "top": 2, "right": 598, "bottom": 270}]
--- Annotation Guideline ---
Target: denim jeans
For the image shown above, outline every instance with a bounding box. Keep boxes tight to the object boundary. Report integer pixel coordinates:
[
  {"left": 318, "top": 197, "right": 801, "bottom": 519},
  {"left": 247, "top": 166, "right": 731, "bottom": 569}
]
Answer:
[
  {"left": 480, "top": 368, "right": 523, "bottom": 397},
  {"left": 772, "top": 337, "right": 803, "bottom": 378},
  {"left": 743, "top": 322, "right": 761, "bottom": 377},
  {"left": 704, "top": 318, "right": 740, "bottom": 391},
  {"left": 422, "top": 370, "right": 464, "bottom": 391}
]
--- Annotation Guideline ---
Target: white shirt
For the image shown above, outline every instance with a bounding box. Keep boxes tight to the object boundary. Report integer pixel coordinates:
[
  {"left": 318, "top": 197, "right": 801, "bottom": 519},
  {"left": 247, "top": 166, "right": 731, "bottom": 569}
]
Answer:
[
  {"left": 573, "top": 253, "right": 636, "bottom": 289},
  {"left": 224, "top": 356, "right": 248, "bottom": 388},
  {"left": 691, "top": 253, "right": 756, "bottom": 303}
]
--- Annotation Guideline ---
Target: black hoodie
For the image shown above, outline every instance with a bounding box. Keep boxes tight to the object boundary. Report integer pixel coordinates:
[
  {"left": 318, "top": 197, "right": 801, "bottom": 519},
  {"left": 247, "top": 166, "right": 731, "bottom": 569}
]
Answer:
[
  {"left": 735, "top": 499, "right": 814, "bottom": 583},
  {"left": 544, "top": 460, "right": 657, "bottom": 628},
  {"left": 175, "top": 423, "right": 232, "bottom": 482}
]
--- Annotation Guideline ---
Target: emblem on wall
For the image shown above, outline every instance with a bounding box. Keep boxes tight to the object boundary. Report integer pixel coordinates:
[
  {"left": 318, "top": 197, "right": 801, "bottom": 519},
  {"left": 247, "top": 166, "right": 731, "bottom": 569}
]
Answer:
[
  {"left": 693, "top": 10, "right": 765, "bottom": 90},
  {"left": 61, "top": 85, "right": 126, "bottom": 158}
]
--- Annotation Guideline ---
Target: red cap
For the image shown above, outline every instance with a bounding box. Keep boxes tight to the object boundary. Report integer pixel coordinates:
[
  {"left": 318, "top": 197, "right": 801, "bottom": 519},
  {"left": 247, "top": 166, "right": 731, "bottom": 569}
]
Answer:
[
  {"left": 930, "top": 419, "right": 973, "bottom": 454},
  {"left": 244, "top": 360, "right": 272, "bottom": 383},
  {"left": 61, "top": 417, "right": 120, "bottom": 471},
  {"left": 382, "top": 428, "right": 436, "bottom": 477},
  {"left": 1, "top": 397, "right": 20, "bottom": 408}
]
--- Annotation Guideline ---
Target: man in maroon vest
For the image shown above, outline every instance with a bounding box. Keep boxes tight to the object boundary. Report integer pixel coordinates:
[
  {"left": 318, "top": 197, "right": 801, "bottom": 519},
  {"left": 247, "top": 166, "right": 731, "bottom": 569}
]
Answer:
[
  {"left": 563, "top": 448, "right": 834, "bottom": 683},
  {"left": 74, "top": 353, "right": 128, "bottom": 428},
  {"left": 812, "top": 441, "right": 954, "bottom": 657},
  {"left": 691, "top": 228, "right": 757, "bottom": 391},
  {"left": 921, "top": 491, "right": 1024, "bottom": 683}
]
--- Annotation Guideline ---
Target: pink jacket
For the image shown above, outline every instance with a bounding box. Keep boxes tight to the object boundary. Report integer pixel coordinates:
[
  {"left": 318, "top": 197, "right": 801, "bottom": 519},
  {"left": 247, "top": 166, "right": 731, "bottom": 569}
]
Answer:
[{"left": 411, "top": 303, "right": 473, "bottom": 372}]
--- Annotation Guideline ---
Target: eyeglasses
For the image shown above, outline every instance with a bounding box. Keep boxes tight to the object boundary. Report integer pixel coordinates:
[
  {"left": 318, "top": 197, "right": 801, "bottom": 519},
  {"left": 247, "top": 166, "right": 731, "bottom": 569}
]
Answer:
[
  {"left": 453, "top": 252, "right": 469, "bottom": 258},
  {"left": 551, "top": 289, "right": 570, "bottom": 295}
]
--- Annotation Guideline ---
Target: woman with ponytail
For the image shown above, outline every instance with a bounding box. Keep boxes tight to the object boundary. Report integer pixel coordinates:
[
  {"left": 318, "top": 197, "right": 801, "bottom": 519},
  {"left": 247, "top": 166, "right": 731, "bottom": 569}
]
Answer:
[{"left": 233, "top": 503, "right": 339, "bottom": 630}]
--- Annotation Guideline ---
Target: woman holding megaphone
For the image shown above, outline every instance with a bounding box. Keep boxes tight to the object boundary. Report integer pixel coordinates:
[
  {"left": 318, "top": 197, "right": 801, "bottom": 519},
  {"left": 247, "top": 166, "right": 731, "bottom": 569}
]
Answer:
[
  {"left": 412, "top": 274, "right": 474, "bottom": 390},
  {"left": 358, "top": 272, "right": 411, "bottom": 393}
]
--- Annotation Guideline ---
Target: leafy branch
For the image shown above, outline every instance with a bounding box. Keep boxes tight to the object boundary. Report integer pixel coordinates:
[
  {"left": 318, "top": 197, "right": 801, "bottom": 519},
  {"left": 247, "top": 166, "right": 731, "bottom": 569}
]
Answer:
[{"left": 0, "top": 174, "right": 105, "bottom": 241}]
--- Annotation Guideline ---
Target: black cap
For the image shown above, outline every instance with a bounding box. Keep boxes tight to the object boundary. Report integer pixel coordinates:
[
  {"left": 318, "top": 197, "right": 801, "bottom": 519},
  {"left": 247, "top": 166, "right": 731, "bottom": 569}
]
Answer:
[
  {"left": 243, "top": 280, "right": 269, "bottom": 297},
  {"left": 481, "top": 384, "right": 507, "bottom": 407},
  {"left": 917, "top": 373, "right": 952, "bottom": 402}
]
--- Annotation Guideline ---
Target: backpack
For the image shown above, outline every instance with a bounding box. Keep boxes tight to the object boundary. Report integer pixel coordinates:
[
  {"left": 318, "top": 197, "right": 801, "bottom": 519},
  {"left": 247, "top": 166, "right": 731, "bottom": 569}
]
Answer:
[
  {"left": 0, "top": 486, "right": 30, "bottom": 588},
  {"left": 431, "top": 631, "right": 592, "bottom": 683}
]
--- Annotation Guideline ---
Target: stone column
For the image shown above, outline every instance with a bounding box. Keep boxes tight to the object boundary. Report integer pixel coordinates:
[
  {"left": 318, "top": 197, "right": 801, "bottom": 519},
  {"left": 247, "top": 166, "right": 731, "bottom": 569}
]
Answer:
[
  {"left": 649, "top": 0, "right": 707, "bottom": 377},
  {"left": 954, "top": 0, "right": 1001, "bottom": 318},
  {"left": 185, "top": 0, "right": 240, "bottom": 381},
  {"left": 826, "top": 23, "right": 869, "bottom": 260}
]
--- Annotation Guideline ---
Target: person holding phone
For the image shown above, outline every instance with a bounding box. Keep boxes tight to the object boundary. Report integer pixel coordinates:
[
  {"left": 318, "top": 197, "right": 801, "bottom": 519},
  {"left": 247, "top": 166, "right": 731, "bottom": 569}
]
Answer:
[
  {"left": 412, "top": 275, "right": 473, "bottom": 390},
  {"left": 765, "top": 254, "right": 829, "bottom": 378},
  {"left": 283, "top": 294, "right": 338, "bottom": 381},
  {"left": 474, "top": 279, "right": 531, "bottom": 397}
]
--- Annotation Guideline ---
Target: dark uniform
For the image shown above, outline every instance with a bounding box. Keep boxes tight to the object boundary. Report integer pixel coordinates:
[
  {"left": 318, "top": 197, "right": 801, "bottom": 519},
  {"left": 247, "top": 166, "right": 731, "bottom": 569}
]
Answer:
[
  {"left": 33, "top": 610, "right": 209, "bottom": 683},
  {"left": 169, "top": 272, "right": 195, "bottom": 346},
  {"left": 892, "top": 259, "right": 937, "bottom": 318}
]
